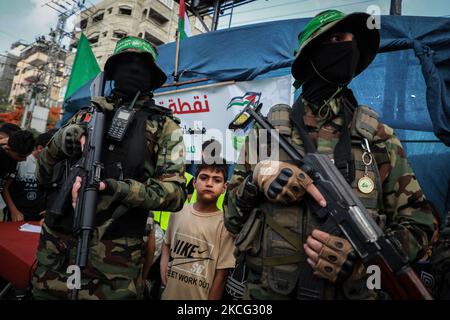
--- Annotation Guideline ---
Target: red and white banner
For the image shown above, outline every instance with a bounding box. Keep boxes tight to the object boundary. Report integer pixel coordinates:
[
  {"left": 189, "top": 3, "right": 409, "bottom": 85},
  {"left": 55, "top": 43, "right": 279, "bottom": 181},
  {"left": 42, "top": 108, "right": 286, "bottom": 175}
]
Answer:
[{"left": 154, "top": 75, "right": 293, "bottom": 162}]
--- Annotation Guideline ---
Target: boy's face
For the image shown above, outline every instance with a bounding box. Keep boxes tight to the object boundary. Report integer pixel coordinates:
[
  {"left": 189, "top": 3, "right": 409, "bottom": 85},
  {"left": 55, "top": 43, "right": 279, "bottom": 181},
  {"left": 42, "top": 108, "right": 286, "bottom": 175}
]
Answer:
[{"left": 194, "top": 168, "right": 227, "bottom": 204}]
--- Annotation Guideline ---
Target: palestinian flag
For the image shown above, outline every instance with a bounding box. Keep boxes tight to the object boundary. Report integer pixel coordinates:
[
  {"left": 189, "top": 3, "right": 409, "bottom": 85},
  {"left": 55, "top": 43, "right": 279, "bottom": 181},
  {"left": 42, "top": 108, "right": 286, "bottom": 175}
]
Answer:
[
  {"left": 178, "top": 0, "right": 191, "bottom": 40},
  {"left": 226, "top": 92, "right": 261, "bottom": 110}
]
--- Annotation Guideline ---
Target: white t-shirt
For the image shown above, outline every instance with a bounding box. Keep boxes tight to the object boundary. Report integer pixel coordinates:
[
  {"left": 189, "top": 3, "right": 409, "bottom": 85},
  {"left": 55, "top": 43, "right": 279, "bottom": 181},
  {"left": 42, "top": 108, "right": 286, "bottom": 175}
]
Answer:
[{"left": 161, "top": 204, "right": 236, "bottom": 300}]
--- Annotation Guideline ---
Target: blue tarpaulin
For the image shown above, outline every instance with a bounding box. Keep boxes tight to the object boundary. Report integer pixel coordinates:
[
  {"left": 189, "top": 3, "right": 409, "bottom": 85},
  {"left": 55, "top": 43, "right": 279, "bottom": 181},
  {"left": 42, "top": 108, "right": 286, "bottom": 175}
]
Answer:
[{"left": 62, "top": 15, "right": 450, "bottom": 218}]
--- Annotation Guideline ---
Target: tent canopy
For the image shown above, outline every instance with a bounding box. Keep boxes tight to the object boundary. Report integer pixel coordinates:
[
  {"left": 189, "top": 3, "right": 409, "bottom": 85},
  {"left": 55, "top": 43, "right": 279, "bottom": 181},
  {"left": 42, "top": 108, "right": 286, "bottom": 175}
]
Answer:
[{"left": 157, "top": 16, "right": 450, "bottom": 143}]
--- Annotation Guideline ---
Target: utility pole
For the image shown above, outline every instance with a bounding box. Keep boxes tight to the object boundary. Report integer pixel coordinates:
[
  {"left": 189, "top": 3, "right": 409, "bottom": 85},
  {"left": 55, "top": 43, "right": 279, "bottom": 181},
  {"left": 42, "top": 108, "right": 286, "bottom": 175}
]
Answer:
[
  {"left": 21, "top": 86, "right": 36, "bottom": 129},
  {"left": 42, "top": 0, "right": 86, "bottom": 108},
  {"left": 20, "top": 0, "right": 86, "bottom": 129},
  {"left": 390, "top": 0, "right": 402, "bottom": 15}
]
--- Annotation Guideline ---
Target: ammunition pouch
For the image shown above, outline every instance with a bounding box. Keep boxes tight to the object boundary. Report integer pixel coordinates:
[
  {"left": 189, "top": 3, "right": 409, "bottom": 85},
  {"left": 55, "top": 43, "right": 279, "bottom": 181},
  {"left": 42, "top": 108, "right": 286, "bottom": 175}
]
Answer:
[
  {"left": 235, "top": 208, "right": 263, "bottom": 255},
  {"left": 263, "top": 202, "right": 303, "bottom": 296},
  {"left": 351, "top": 105, "right": 379, "bottom": 141},
  {"left": 45, "top": 159, "right": 81, "bottom": 230},
  {"left": 267, "top": 104, "right": 292, "bottom": 137}
]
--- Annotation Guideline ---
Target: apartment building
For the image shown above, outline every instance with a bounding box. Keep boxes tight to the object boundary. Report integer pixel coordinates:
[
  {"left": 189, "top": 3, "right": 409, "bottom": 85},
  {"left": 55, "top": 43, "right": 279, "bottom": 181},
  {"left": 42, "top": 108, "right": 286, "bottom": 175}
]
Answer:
[
  {"left": 73, "top": 0, "right": 211, "bottom": 68},
  {"left": 8, "top": 40, "right": 66, "bottom": 108},
  {"left": 0, "top": 42, "right": 28, "bottom": 102}
]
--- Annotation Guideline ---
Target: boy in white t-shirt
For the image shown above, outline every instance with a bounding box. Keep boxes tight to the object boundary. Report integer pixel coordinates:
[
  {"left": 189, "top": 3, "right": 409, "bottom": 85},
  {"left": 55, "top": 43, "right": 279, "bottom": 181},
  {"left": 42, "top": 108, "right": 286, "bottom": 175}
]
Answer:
[{"left": 160, "top": 159, "right": 235, "bottom": 300}]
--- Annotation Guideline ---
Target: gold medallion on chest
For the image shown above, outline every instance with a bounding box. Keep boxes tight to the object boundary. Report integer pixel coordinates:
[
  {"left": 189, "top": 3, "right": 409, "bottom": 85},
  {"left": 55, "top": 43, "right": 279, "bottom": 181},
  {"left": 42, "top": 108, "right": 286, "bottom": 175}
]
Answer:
[{"left": 358, "top": 176, "right": 375, "bottom": 194}]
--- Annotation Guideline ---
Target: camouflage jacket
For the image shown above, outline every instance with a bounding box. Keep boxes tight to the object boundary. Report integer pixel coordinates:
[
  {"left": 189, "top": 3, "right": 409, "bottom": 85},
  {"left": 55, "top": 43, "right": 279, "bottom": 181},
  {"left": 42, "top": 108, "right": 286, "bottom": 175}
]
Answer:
[
  {"left": 37, "top": 96, "right": 186, "bottom": 218},
  {"left": 224, "top": 97, "right": 435, "bottom": 262}
]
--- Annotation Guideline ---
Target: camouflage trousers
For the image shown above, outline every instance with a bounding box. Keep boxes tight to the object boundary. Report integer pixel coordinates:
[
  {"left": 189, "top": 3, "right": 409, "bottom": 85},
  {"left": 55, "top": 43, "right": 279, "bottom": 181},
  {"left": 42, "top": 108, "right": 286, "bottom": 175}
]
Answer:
[{"left": 32, "top": 223, "right": 146, "bottom": 300}]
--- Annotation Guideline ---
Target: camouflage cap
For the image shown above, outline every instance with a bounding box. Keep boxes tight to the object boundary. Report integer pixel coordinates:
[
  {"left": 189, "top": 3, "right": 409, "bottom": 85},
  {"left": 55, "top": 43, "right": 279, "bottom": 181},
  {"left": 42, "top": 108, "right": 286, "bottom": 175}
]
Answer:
[
  {"left": 104, "top": 36, "right": 167, "bottom": 89},
  {"left": 292, "top": 10, "right": 380, "bottom": 86}
]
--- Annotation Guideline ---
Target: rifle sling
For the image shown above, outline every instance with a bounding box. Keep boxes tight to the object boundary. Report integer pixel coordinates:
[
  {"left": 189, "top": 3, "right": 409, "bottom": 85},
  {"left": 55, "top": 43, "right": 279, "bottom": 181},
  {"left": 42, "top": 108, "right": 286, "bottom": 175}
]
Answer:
[{"left": 289, "top": 96, "right": 355, "bottom": 184}]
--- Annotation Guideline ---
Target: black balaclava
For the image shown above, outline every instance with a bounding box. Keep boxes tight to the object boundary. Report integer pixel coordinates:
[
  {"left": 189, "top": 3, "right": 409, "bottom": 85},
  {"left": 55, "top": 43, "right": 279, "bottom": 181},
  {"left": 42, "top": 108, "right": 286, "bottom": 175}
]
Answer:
[
  {"left": 111, "top": 53, "right": 154, "bottom": 101},
  {"left": 302, "top": 40, "right": 360, "bottom": 107},
  {"left": 297, "top": 39, "right": 360, "bottom": 184}
]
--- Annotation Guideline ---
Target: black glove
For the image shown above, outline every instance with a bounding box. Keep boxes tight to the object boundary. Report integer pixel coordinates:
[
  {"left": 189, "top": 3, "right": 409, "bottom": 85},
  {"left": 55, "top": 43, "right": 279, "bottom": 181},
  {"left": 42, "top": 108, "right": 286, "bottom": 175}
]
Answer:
[
  {"left": 236, "top": 175, "right": 260, "bottom": 213},
  {"left": 61, "top": 124, "right": 86, "bottom": 157}
]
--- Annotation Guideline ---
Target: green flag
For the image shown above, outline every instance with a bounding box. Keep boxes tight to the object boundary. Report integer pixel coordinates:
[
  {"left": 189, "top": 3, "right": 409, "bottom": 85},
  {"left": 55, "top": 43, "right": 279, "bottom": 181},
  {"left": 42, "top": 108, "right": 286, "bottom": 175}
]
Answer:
[{"left": 64, "top": 33, "right": 100, "bottom": 100}]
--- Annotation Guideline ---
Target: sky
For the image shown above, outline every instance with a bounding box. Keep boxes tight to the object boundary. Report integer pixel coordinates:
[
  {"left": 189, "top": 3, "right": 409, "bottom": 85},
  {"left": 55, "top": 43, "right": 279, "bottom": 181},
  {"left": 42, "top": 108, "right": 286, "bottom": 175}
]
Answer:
[{"left": 0, "top": 0, "right": 449, "bottom": 54}]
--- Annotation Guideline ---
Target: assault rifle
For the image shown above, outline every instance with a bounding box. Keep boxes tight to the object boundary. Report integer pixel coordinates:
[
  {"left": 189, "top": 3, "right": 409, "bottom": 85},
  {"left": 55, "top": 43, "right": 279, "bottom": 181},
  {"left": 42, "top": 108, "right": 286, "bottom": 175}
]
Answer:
[
  {"left": 69, "top": 72, "right": 106, "bottom": 300},
  {"left": 231, "top": 103, "right": 433, "bottom": 300}
]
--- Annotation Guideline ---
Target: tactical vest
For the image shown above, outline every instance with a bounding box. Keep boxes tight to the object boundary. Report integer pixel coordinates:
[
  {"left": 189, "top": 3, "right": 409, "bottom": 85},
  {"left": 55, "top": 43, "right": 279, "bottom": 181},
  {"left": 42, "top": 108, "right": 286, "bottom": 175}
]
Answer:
[
  {"left": 48, "top": 100, "right": 172, "bottom": 240},
  {"left": 236, "top": 104, "right": 391, "bottom": 299},
  {"left": 95, "top": 106, "right": 152, "bottom": 239}
]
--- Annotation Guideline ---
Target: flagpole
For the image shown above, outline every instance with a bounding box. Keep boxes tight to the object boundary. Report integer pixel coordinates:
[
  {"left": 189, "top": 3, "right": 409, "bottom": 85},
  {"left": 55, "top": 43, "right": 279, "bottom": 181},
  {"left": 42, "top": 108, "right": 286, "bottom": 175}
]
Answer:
[
  {"left": 174, "top": 0, "right": 186, "bottom": 83},
  {"left": 174, "top": 29, "right": 181, "bottom": 83}
]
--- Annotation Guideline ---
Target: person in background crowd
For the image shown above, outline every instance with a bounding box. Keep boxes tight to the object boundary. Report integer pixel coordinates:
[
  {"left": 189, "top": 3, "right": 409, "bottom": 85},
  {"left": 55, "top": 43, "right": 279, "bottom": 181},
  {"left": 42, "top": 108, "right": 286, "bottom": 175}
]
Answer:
[
  {"left": 0, "top": 123, "right": 21, "bottom": 143},
  {"left": 2, "top": 132, "right": 52, "bottom": 221},
  {"left": 1, "top": 130, "right": 35, "bottom": 194}
]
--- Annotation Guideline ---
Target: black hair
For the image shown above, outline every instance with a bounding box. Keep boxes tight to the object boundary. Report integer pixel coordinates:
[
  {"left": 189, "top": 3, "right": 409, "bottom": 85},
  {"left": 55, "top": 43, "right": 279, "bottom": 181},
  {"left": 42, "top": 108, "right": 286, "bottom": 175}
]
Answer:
[
  {"left": 35, "top": 132, "right": 52, "bottom": 148},
  {"left": 0, "top": 123, "right": 21, "bottom": 136},
  {"left": 8, "top": 130, "right": 35, "bottom": 155},
  {"left": 195, "top": 157, "right": 228, "bottom": 181}
]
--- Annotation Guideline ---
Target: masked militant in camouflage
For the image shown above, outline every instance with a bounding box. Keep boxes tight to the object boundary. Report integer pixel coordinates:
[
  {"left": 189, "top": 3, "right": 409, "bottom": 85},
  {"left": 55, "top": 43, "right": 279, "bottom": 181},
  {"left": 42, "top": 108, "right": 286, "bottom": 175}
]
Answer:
[
  {"left": 32, "top": 36, "right": 186, "bottom": 300},
  {"left": 224, "top": 10, "right": 435, "bottom": 300}
]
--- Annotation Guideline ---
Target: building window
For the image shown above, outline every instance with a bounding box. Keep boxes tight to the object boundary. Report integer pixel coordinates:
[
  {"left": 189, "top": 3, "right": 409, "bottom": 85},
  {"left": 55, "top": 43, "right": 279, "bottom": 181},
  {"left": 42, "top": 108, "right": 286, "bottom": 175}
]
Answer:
[
  {"left": 107, "top": 7, "right": 113, "bottom": 14},
  {"left": 119, "top": 6, "right": 132, "bottom": 16},
  {"left": 159, "top": 0, "right": 173, "bottom": 9},
  {"left": 80, "top": 18, "right": 88, "bottom": 30},
  {"left": 113, "top": 31, "right": 127, "bottom": 39},
  {"left": 88, "top": 35, "right": 99, "bottom": 44},
  {"left": 92, "top": 12, "right": 104, "bottom": 23},
  {"left": 138, "top": 32, "right": 143, "bottom": 38},
  {"left": 144, "top": 32, "right": 164, "bottom": 47},
  {"left": 148, "top": 8, "right": 169, "bottom": 25},
  {"left": 102, "top": 31, "right": 108, "bottom": 37},
  {"left": 142, "top": 9, "right": 148, "bottom": 20},
  {"left": 70, "top": 41, "right": 78, "bottom": 51}
]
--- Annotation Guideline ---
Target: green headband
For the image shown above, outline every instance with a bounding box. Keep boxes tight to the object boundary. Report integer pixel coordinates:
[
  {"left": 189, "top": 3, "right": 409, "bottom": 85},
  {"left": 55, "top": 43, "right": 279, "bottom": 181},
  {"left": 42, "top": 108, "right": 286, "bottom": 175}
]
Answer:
[
  {"left": 298, "top": 10, "right": 346, "bottom": 48},
  {"left": 113, "top": 36, "right": 158, "bottom": 61}
]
